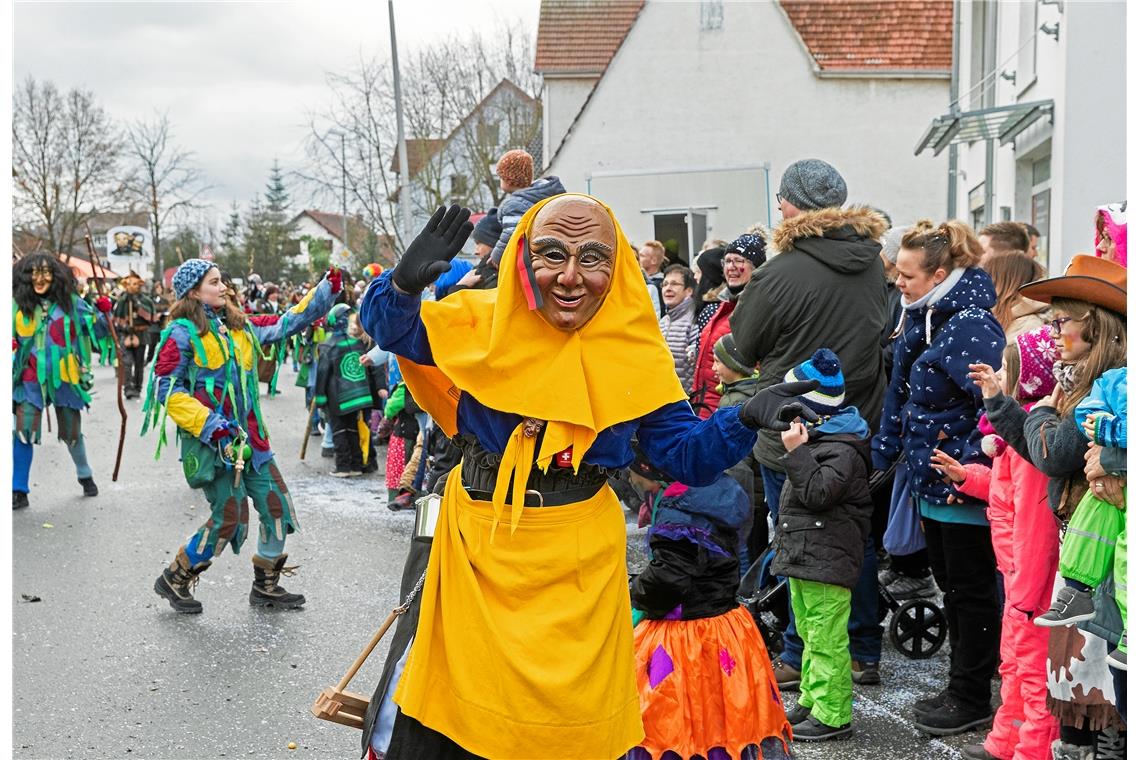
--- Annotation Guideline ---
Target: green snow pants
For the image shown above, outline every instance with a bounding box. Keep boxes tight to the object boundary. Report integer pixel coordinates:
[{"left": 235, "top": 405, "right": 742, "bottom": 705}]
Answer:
[
  {"left": 789, "top": 577, "right": 853, "bottom": 727},
  {"left": 1059, "top": 488, "right": 1126, "bottom": 588}
]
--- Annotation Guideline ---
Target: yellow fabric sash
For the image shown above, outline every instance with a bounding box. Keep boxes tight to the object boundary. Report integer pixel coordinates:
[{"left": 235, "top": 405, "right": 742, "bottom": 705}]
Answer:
[{"left": 398, "top": 193, "right": 686, "bottom": 538}]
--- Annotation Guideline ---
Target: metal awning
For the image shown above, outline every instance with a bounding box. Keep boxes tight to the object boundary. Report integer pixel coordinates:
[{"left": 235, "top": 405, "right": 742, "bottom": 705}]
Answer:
[{"left": 915, "top": 100, "right": 1054, "bottom": 156}]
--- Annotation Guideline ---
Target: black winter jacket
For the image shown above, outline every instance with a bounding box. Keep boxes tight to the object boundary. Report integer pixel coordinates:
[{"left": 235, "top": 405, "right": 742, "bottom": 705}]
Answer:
[
  {"left": 731, "top": 206, "right": 889, "bottom": 471},
  {"left": 771, "top": 431, "right": 873, "bottom": 589}
]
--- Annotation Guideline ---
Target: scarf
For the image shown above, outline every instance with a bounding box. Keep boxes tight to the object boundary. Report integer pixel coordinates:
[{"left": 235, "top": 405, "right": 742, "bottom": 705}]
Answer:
[
  {"left": 896, "top": 267, "right": 967, "bottom": 344},
  {"left": 1053, "top": 361, "right": 1081, "bottom": 395}
]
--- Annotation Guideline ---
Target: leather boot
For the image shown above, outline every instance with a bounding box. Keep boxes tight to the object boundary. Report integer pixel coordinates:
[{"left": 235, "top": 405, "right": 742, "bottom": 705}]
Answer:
[
  {"left": 250, "top": 553, "right": 306, "bottom": 609},
  {"left": 153, "top": 547, "right": 211, "bottom": 614}
]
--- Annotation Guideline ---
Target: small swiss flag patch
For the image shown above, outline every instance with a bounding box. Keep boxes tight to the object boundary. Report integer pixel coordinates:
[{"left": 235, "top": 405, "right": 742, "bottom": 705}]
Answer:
[{"left": 555, "top": 447, "right": 574, "bottom": 469}]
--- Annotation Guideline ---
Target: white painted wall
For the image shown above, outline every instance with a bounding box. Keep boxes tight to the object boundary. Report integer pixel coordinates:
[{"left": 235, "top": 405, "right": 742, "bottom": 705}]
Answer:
[
  {"left": 541, "top": 75, "right": 597, "bottom": 167},
  {"left": 545, "top": 0, "right": 949, "bottom": 241},
  {"left": 294, "top": 215, "right": 346, "bottom": 267}
]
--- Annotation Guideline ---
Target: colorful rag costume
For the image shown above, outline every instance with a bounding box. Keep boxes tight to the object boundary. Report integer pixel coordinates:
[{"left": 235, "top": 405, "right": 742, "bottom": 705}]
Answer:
[
  {"left": 359, "top": 194, "right": 760, "bottom": 759},
  {"left": 141, "top": 276, "right": 334, "bottom": 559},
  {"left": 13, "top": 294, "right": 105, "bottom": 495}
]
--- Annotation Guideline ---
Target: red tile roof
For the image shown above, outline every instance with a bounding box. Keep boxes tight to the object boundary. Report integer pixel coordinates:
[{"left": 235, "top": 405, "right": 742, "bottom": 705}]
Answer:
[
  {"left": 779, "top": 0, "right": 953, "bottom": 72},
  {"left": 535, "top": 0, "right": 645, "bottom": 74},
  {"left": 389, "top": 138, "right": 446, "bottom": 175}
]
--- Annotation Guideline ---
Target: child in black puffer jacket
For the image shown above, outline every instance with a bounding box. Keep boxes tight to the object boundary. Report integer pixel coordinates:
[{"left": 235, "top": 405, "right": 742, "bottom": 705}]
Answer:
[{"left": 772, "top": 349, "right": 873, "bottom": 743}]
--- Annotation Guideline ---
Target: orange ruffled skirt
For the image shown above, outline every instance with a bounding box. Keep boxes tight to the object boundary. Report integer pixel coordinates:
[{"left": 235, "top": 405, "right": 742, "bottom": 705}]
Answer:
[{"left": 633, "top": 605, "right": 792, "bottom": 760}]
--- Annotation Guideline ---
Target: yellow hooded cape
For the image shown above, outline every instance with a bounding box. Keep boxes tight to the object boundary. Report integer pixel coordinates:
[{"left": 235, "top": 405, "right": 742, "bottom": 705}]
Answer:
[{"left": 397, "top": 193, "right": 686, "bottom": 535}]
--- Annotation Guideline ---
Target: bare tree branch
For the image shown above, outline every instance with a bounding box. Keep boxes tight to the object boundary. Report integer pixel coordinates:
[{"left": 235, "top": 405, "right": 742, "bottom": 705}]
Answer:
[
  {"left": 12, "top": 76, "right": 125, "bottom": 255},
  {"left": 121, "top": 112, "right": 211, "bottom": 275}
]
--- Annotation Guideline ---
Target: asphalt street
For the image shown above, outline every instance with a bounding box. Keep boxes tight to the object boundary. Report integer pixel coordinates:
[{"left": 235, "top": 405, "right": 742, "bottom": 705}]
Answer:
[{"left": 14, "top": 364, "right": 987, "bottom": 759}]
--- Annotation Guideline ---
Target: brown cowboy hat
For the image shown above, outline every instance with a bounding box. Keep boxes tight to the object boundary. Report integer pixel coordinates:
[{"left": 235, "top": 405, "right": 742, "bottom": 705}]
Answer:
[{"left": 1019, "top": 254, "right": 1127, "bottom": 317}]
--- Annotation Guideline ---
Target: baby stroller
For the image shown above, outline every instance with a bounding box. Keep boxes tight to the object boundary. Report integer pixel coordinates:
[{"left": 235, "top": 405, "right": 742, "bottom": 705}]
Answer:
[{"left": 737, "top": 543, "right": 948, "bottom": 659}]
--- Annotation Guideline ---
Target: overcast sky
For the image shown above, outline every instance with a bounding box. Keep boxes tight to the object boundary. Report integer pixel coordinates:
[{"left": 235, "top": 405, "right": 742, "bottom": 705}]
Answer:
[{"left": 14, "top": 0, "right": 540, "bottom": 226}]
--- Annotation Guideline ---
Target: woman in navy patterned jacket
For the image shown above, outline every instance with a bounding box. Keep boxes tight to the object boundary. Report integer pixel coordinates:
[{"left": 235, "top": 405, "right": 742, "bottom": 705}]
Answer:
[{"left": 871, "top": 220, "right": 1005, "bottom": 738}]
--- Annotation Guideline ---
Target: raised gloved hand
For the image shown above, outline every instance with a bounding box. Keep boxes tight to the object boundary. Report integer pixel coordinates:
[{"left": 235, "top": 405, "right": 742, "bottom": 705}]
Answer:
[
  {"left": 392, "top": 205, "right": 473, "bottom": 293},
  {"left": 326, "top": 266, "right": 343, "bottom": 294},
  {"left": 95, "top": 296, "right": 113, "bottom": 314},
  {"left": 738, "top": 380, "right": 821, "bottom": 432}
]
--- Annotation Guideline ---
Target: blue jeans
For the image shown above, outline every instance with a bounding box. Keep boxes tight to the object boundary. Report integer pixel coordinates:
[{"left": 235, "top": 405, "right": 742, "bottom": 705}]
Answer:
[{"left": 760, "top": 465, "right": 884, "bottom": 667}]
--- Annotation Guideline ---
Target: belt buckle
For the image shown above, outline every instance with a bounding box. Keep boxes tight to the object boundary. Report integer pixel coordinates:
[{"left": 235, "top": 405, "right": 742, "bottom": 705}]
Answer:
[{"left": 524, "top": 489, "right": 544, "bottom": 508}]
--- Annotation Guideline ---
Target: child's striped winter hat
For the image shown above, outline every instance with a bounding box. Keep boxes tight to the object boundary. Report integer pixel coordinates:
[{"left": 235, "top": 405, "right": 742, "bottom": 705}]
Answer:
[{"left": 784, "top": 348, "right": 845, "bottom": 415}]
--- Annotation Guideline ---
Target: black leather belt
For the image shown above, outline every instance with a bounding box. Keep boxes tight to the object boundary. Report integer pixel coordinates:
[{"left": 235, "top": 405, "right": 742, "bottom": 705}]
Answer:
[{"left": 464, "top": 481, "right": 605, "bottom": 508}]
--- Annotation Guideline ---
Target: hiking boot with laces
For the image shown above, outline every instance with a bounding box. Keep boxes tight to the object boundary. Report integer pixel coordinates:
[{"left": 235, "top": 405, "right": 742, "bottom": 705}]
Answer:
[
  {"left": 886, "top": 572, "right": 938, "bottom": 600},
  {"left": 791, "top": 714, "right": 853, "bottom": 742},
  {"left": 913, "top": 688, "right": 949, "bottom": 716},
  {"left": 153, "top": 547, "right": 211, "bottom": 614},
  {"left": 1035, "top": 586, "right": 1095, "bottom": 627},
  {"left": 913, "top": 695, "right": 993, "bottom": 736},
  {"left": 250, "top": 553, "right": 306, "bottom": 609},
  {"left": 785, "top": 703, "right": 810, "bottom": 725},
  {"left": 1050, "top": 740, "right": 1094, "bottom": 760},
  {"left": 772, "top": 658, "right": 801, "bottom": 691},
  {"left": 851, "top": 660, "right": 881, "bottom": 685}
]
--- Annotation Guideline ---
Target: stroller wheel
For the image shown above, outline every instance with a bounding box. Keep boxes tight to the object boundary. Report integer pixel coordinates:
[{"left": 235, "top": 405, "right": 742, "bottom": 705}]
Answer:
[{"left": 889, "top": 599, "right": 947, "bottom": 659}]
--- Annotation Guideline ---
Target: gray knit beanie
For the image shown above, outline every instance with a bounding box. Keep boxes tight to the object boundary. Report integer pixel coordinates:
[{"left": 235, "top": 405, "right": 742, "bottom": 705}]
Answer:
[
  {"left": 778, "top": 159, "right": 847, "bottom": 211},
  {"left": 880, "top": 226, "right": 907, "bottom": 264}
]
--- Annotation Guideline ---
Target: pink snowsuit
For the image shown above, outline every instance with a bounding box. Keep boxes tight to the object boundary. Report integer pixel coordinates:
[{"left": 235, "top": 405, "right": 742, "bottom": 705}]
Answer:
[{"left": 958, "top": 412, "right": 1060, "bottom": 760}]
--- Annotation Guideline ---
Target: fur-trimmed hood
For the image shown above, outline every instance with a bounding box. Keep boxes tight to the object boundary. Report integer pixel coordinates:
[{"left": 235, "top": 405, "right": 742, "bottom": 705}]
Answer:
[{"left": 770, "top": 206, "right": 889, "bottom": 275}]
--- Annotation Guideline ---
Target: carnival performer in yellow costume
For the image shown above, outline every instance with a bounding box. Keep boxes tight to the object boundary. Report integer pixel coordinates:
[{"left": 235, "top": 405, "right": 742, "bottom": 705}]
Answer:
[{"left": 360, "top": 198, "right": 815, "bottom": 759}]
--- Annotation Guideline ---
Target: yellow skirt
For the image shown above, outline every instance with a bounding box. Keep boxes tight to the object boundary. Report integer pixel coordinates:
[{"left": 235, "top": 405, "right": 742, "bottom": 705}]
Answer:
[{"left": 393, "top": 466, "right": 645, "bottom": 759}]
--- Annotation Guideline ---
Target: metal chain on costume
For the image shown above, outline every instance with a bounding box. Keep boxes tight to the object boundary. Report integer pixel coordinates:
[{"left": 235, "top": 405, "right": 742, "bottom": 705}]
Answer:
[{"left": 393, "top": 570, "right": 428, "bottom": 616}]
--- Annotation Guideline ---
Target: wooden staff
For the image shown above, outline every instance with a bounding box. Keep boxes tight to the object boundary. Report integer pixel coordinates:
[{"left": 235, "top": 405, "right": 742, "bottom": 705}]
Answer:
[
  {"left": 84, "top": 232, "right": 128, "bottom": 482},
  {"left": 300, "top": 396, "right": 319, "bottom": 460}
]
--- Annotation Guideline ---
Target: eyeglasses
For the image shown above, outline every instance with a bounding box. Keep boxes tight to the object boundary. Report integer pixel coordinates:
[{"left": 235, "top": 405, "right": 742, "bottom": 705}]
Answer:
[
  {"left": 722, "top": 255, "right": 751, "bottom": 267},
  {"left": 1049, "top": 316, "right": 1074, "bottom": 334},
  {"left": 775, "top": 193, "right": 784, "bottom": 204}
]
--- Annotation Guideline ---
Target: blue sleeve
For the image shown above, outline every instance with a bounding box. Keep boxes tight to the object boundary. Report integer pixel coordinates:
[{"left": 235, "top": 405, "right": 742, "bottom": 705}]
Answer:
[
  {"left": 248, "top": 277, "right": 335, "bottom": 346},
  {"left": 359, "top": 270, "right": 435, "bottom": 366},
  {"left": 1075, "top": 368, "right": 1127, "bottom": 448},
  {"left": 636, "top": 400, "right": 757, "bottom": 486}
]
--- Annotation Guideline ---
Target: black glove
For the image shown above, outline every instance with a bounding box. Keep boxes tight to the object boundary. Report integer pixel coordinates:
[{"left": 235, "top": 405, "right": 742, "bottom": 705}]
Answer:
[
  {"left": 392, "top": 205, "right": 473, "bottom": 293},
  {"left": 738, "top": 380, "right": 821, "bottom": 431}
]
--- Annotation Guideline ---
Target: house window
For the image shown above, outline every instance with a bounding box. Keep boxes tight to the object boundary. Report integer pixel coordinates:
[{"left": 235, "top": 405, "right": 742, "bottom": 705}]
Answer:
[
  {"left": 968, "top": 182, "right": 986, "bottom": 230},
  {"left": 450, "top": 174, "right": 468, "bottom": 198},
  {"left": 970, "top": 0, "right": 998, "bottom": 109},
  {"left": 1031, "top": 156, "right": 1051, "bottom": 259},
  {"left": 700, "top": 0, "right": 723, "bottom": 30},
  {"left": 1017, "top": 0, "right": 1038, "bottom": 93},
  {"left": 476, "top": 122, "right": 499, "bottom": 147}
]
